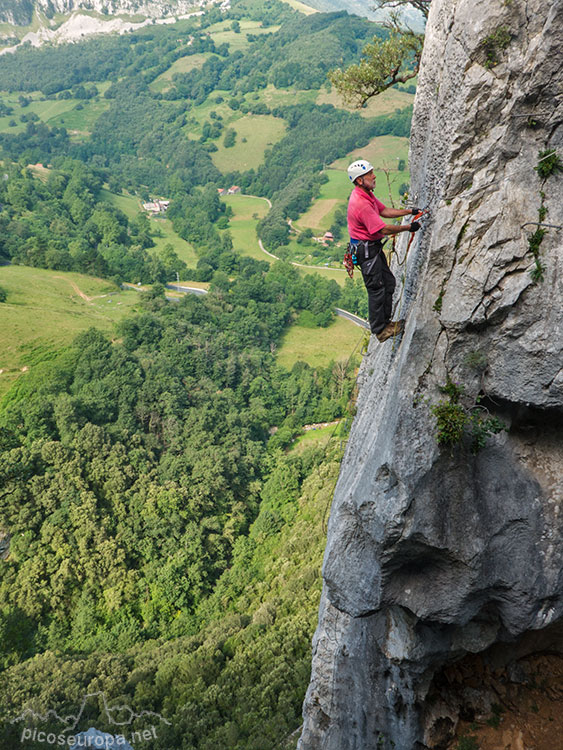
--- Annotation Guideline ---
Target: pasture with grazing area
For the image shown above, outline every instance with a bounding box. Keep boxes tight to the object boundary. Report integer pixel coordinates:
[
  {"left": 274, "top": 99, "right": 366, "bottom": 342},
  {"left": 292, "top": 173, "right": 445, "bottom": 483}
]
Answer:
[
  {"left": 222, "top": 193, "right": 271, "bottom": 262},
  {"left": 149, "top": 53, "right": 212, "bottom": 93},
  {"left": 0, "top": 266, "right": 140, "bottom": 398},
  {"left": 295, "top": 168, "right": 348, "bottom": 234},
  {"left": 211, "top": 114, "right": 287, "bottom": 172},
  {"left": 203, "top": 19, "right": 282, "bottom": 52},
  {"left": 223, "top": 194, "right": 348, "bottom": 285},
  {"left": 316, "top": 85, "right": 414, "bottom": 118},
  {"left": 0, "top": 87, "right": 111, "bottom": 138},
  {"left": 276, "top": 314, "right": 366, "bottom": 370}
]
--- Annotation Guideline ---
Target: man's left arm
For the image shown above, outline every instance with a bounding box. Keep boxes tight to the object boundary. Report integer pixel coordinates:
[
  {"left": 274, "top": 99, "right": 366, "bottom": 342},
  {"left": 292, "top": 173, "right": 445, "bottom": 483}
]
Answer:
[{"left": 380, "top": 207, "right": 420, "bottom": 219}]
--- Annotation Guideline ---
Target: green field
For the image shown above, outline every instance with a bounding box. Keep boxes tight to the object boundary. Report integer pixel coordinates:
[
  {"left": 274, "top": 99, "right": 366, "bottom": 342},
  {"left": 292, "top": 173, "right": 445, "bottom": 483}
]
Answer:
[
  {"left": 151, "top": 217, "right": 199, "bottom": 269},
  {"left": 186, "top": 86, "right": 315, "bottom": 138},
  {"left": 204, "top": 19, "right": 281, "bottom": 52},
  {"left": 223, "top": 193, "right": 348, "bottom": 285},
  {"left": 295, "top": 169, "right": 348, "bottom": 235},
  {"left": 317, "top": 86, "right": 414, "bottom": 118},
  {"left": 46, "top": 98, "right": 111, "bottom": 137},
  {"left": 280, "top": 235, "right": 344, "bottom": 272},
  {"left": 100, "top": 187, "right": 141, "bottom": 219},
  {"left": 290, "top": 420, "right": 355, "bottom": 454},
  {"left": 150, "top": 53, "right": 212, "bottom": 93},
  {"left": 333, "top": 134, "right": 410, "bottom": 174},
  {"left": 0, "top": 266, "right": 140, "bottom": 398},
  {"left": 184, "top": 91, "right": 239, "bottom": 137},
  {"left": 276, "top": 314, "right": 366, "bottom": 369},
  {"left": 211, "top": 114, "right": 287, "bottom": 171},
  {"left": 279, "top": 0, "right": 319, "bottom": 14},
  {"left": 0, "top": 89, "right": 110, "bottom": 137},
  {"left": 222, "top": 193, "right": 271, "bottom": 261},
  {"left": 251, "top": 84, "right": 317, "bottom": 109}
]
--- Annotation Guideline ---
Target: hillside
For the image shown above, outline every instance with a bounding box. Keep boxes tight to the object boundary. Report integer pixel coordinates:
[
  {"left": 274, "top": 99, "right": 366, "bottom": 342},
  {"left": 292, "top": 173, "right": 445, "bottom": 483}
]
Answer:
[{"left": 0, "top": 1, "right": 417, "bottom": 747}]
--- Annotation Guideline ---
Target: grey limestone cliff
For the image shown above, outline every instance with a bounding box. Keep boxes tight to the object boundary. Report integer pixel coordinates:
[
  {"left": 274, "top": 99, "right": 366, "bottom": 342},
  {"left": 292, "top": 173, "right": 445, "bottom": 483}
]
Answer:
[{"left": 299, "top": 0, "right": 563, "bottom": 747}]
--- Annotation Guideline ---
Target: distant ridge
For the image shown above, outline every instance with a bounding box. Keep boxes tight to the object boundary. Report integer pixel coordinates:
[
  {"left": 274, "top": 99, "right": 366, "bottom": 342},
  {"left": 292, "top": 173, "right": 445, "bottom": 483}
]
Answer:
[
  {"left": 0, "top": 0, "right": 205, "bottom": 27},
  {"left": 289, "top": 0, "right": 425, "bottom": 29}
]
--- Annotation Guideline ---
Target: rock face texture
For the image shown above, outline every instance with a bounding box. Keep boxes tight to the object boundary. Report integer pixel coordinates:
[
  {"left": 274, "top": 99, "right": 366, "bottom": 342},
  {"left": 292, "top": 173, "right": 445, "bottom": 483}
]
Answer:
[{"left": 299, "top": 0, "right": 563, "bottom": 748}]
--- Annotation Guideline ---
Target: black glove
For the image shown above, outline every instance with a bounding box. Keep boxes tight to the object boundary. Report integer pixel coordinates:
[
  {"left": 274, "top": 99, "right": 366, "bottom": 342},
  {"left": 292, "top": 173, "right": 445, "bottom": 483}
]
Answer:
[
  {"left": 410, "top": 221, "right": 421, "bottom": 232},
  {"left": 410, "top": 207, "right": 421, "bottom": 215}
]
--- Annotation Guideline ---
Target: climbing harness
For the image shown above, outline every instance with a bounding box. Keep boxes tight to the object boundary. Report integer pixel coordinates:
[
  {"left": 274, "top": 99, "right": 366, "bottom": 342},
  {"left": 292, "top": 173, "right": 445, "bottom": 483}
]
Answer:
[{"left": 343, "top": 239, "right": 381, "bottom": 278}]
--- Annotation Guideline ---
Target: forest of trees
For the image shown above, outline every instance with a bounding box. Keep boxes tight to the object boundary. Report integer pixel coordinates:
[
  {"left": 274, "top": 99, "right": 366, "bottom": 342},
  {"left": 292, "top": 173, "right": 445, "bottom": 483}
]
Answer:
[
  {"left": 0, "top": 161, "right": 189, "bottom": 282},
  {"left": 0, "top": 257, "right": 356, "bottom": 747},
  {"left": 0, "top": 262, "right": 352, "bottom": 653}
]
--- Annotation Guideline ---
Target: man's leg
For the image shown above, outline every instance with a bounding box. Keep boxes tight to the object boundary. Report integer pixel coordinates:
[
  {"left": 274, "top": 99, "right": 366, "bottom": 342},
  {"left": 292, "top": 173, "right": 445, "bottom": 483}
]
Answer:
[
  {"left": 380, "top": 251, "right": 396, "bottom": 322},
  {"left": 360, "top": 254, "right": 387, "bottom": 334}
]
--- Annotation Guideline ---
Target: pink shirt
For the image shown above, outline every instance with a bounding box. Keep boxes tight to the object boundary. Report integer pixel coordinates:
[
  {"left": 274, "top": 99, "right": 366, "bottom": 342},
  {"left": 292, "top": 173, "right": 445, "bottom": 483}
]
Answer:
[{"left": 347, "top": 186, "right": 386, "bottom": 241}]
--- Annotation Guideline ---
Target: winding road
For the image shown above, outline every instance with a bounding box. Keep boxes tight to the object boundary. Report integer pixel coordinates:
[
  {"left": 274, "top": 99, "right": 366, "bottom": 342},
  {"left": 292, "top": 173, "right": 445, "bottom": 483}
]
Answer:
[{"left": 164, "top": 284, "right": 368, "bottom": 329}]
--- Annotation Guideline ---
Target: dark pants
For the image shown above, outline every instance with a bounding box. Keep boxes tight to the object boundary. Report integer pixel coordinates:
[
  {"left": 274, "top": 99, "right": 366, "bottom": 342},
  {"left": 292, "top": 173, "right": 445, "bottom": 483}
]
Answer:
[{"left": 359, "top": 248, "right": 396, "bottom": 335}]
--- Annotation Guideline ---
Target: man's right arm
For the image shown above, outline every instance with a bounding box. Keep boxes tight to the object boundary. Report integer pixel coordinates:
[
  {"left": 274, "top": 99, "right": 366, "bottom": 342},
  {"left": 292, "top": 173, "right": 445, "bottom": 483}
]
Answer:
[{"left": 380, "top": 221, "right": 420, "bottom": 235}]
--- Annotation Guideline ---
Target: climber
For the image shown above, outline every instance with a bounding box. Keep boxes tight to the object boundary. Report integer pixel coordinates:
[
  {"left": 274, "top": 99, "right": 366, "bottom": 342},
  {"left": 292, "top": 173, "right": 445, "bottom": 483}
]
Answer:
[{"left": 347, "top": 159, "right": 421, "bottom": 342}]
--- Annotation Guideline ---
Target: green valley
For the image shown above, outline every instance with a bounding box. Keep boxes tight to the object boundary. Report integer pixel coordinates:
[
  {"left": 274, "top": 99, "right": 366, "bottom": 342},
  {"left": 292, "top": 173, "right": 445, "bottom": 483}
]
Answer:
[{"left": 0, "top": 0, "right": 414, "bottom": 747}]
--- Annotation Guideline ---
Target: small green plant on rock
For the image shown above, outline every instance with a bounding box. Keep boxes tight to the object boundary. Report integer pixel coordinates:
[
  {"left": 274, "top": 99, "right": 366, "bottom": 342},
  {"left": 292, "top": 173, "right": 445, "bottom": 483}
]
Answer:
[
  {"left": 535, "top": 148, "right": 563, "bottom": 179},
  {"left": 463, "top": 350, "right": 488, "bottom": 373},
  {"left": 430, "top": 378, "right": 506, "bottom": 454},
  {"left": 433, "top": 284, "right": 445, "bottom": 313},
  {"left": 482, "top": 26, "right": 511, "bottom": 67}
]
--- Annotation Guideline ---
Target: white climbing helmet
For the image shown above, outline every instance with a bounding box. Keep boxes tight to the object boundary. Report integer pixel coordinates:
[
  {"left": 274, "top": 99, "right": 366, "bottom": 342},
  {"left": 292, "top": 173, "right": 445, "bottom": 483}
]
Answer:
[{"left": 347, "top": 159, "right": 374, "bottom": 183}]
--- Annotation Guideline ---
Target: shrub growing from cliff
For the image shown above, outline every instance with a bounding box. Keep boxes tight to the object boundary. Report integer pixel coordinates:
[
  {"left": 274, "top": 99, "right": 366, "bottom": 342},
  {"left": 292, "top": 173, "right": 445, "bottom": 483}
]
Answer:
[
  {"left": 535, "top": 148, "right": 563, "bottom": 179},
  {"left": 430, "top": 378, "right": 506, "bottom": 454}
]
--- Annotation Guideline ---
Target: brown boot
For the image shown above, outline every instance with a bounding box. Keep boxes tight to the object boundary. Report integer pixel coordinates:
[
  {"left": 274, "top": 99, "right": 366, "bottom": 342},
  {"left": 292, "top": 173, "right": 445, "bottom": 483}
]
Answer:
[{"left": 376, "top": 320, "right": 405, "bottom": 342}]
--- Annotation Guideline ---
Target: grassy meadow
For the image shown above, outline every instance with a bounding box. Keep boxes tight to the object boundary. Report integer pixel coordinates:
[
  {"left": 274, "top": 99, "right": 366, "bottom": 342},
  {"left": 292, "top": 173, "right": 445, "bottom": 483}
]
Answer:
[
  {"left": 276, "top": 314, "right": 366, "bottom": 370},
  {"left": 203, "top": 19, "right": 282, "bottom": 52},
  {"left": 278, "top": 0, "right": 319, "bottom": 14},
  {"left": 316, "top": 86, "right": 414, "bottom": 118},
  {"left": 0, "top": 84, "right": 113, "bottom": 139},
  {"left": 295, "top": 168, "right": 348, "bottom": 234},
  {"left": 222, "top": 193, "right": 271, "bottom": 261},
  {"left": 0, "top": 266, "right": 140, "bottom": 398},
  {"left": 149, "top": 53, "right": 212, "bottom": 93},
  {"left": 223, "top": 194, "right": 349, "bottom": 285},
  {"left": 211, "top": 114, "right": 287, "bottom": 171}
]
